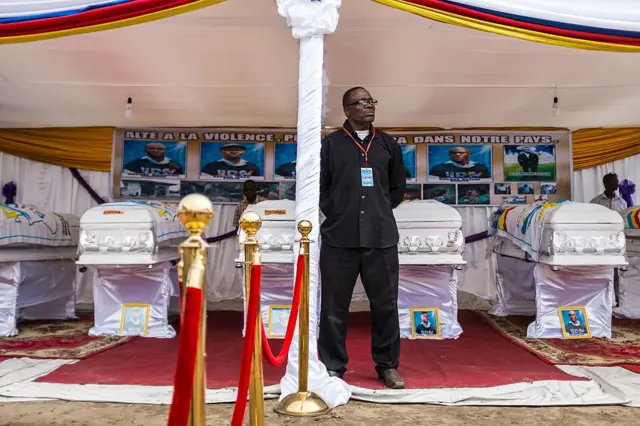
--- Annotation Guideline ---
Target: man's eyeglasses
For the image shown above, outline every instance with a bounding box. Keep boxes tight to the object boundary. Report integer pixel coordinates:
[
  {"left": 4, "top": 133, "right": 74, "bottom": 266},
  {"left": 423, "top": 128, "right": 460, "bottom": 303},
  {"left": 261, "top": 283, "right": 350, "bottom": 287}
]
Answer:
[{"left": 344, "top": 99, "right": 378, "bottom": 107}]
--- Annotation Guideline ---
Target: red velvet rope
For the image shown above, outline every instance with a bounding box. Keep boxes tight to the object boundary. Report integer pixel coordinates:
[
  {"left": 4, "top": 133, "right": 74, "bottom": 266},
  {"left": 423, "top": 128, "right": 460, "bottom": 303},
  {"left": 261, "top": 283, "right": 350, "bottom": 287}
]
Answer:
[
  {"left": 167, "top": 286, "right": 203, "bottom": 426},
  {"left": 260, "top": 254, "right": 304, "bottom": 366},
  {"left": 230, "top": 263, "right": 262, "bottom": 426}
]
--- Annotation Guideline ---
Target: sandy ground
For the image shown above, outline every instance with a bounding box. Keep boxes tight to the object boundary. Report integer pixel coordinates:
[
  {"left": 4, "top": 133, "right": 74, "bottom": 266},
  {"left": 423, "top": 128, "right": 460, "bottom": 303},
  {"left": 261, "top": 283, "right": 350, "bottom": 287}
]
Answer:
[{"left": 0, "top": 400, "right": 637, "bottom": 426}]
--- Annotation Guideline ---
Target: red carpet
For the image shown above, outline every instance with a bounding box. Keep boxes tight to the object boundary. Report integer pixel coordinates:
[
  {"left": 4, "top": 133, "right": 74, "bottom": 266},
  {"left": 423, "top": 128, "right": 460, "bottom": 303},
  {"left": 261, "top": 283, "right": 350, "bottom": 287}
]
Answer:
[{"left": 36, "top": 311, "right": 581, "bottom": 389}]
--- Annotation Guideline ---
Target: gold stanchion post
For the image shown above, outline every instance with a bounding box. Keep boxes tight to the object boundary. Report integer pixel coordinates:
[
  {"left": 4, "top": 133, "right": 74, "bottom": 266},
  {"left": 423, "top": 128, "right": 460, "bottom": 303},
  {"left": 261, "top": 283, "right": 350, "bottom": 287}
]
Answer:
[
  {"left": 177, "top": 194, "right": 214, "bottom": 426},
  {"left": 240, "top": 211, "right": 265, "bottom": 426},
  {"left": 274, "top": 220, "right": 331, "bottom": 417}
]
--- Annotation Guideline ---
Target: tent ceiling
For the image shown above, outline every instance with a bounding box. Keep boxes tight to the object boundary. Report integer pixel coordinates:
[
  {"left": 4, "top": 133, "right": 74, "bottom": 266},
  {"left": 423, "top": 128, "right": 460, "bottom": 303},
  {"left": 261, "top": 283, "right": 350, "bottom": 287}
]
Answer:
[{"left": 1, "top": 0, "right": 640, "bottom": 129}]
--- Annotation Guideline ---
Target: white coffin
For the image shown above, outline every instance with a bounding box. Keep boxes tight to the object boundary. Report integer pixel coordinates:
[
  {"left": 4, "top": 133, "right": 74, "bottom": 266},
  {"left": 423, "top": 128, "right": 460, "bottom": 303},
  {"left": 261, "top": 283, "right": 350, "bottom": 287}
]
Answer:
[
  {"left": 394, "top": 201, "right": 465, "bottom": 265},
  {"left": 0, "top": 204, "right": 79, "bottom": 262},
  {"left": 239, "top": 200, "right": 297, "bottom": 264},
  {"left": 492, "top": 201, "right": 627, "bottom": 267},
  {"left": 77, "top": 201, "right": 188, "bottom": 266},
  {"left": 239, "top": 199, "right": 466, "bottom": 265},
  {"left": 621, "top": 207, "right": 640, "bottom": 257}
]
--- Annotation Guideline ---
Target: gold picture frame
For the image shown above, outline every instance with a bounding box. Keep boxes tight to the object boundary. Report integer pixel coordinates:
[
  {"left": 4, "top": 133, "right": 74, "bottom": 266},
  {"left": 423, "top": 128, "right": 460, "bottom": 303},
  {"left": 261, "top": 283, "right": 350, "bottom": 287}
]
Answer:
[
  {"left": 119, "top": 303, "right": 151, "bottom": 336},
  {"left": 558, "top": 306, "right": 592, "bottom": 339},
  {"left": 267, "top": 304, "right": 292, "bottom": 339},
  {"left": 409, "top": 307, "right": 441, "bottom": 339}
]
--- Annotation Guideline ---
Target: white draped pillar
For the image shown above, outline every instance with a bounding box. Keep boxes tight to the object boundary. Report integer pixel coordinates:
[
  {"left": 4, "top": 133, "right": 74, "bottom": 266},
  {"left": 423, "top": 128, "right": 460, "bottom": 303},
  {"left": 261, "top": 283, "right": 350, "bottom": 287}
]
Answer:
[{"left": 276, "top": 0, "right": 351, "bottom": 407}]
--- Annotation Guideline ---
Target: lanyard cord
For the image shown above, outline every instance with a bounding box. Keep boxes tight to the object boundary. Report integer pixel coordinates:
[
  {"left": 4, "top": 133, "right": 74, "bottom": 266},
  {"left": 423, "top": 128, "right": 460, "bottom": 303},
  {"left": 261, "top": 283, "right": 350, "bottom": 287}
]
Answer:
[{"left": 343, "top": 126, "right": 376, "bottom": 167}]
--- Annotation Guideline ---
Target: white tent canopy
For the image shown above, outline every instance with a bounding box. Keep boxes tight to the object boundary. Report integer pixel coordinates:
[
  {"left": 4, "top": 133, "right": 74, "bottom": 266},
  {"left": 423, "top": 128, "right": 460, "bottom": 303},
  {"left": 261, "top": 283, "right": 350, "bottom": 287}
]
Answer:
[{"left": 1, "top": 0, "right": 640, "bottom": 129}]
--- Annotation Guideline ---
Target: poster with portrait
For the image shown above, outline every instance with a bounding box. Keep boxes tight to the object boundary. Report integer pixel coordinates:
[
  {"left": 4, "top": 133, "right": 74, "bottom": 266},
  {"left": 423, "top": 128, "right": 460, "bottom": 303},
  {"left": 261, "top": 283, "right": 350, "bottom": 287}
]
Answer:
[
  {"left": 558, "top": 306, "right": 591, "bottom": 339},
  {"left": 200, "top": 142, "right": 265, "bottom": 180},
  {"left": 120, "top": 303, "right": 150, "bottom": 336},
  {"left": 268, "top": 305, "right": 292, "bottom": 338},
  {"left": 122, "top": 140, "right": 186, "bottom": 179},
  {"left": 409, "top": 308, "right": 440, "bottom": 339},
  {"left": 503, "top": 145, "right": 556, "bottom": 182},
  {"left": 494, "top": 183, "right": 511, "bottom": 195},
  {"left": 274, "top": 143, "right": 297, "bottom": 179},
  {"left": 401, "top": 145, "right": 417, "bottom": 182},
  {"left": 427, "top": 145, "right": 492, "bottom": 183},
  {"left": 423, "top": 184, "right": 456, "bottom": 205}
]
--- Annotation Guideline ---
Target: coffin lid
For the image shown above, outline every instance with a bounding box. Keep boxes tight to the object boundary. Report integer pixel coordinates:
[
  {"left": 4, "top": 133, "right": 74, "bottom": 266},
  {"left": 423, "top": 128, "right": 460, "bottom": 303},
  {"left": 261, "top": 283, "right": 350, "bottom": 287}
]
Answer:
[
  {"left": 393, "top": 200, "right": 462, "bottom": 224},
  {"left": 79, "top": 201, "right": 179, "bottom": 225},
  {"left": 542, "top": 202, "right": 623, "bottom": 225}
]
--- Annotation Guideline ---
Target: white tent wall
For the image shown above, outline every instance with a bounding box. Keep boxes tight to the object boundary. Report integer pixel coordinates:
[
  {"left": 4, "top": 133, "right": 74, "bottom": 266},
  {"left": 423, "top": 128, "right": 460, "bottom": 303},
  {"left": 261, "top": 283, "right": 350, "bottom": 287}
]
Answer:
[{"left": 2, "top": 151, "right": 638, "bottom": 307}]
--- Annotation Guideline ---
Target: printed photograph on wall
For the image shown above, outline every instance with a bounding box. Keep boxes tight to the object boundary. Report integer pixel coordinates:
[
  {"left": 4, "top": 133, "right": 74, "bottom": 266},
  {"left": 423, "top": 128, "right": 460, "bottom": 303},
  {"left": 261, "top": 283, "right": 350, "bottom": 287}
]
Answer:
[
  {"left": 200, "top": 142, "right": 265, "bottom": 180},
  {"left": 403, "top": 184, "right": 422, "bottom": 202},
  {"left": 256, "top": 181, "right": 281, "bottom": 200},
  {"left": 122, "top": 141, "right": 186, "bottom": 178},
  {"left": 280, "top": 181, "right": 296, "bottom": 201},
  {"left": 423, "top": 184, "right": 456, "bottom": 205},
  {"left": 427, "top": 145, "right": 492, "bottom": 182},
  {"left": 120, "top": 178, "right": 181, "bottom": 199},
  {"left": 503, "top": 145, "right": 556, "bottom": 182},
  {"left": 274, "top": 143, "right": 297, "bottom": 179},
  {"left": 180, "top": 181, "right": 244, "bottom": 203},
  {"left": 502, "top": 195, "right": 527, "bottom": 205},
  {"left": 457, "top": 183, "right": 491, "bottom": 205},
  {"left": 401, "top": 145, "right": 417, "bottom": 182},
  {"left": 517, "top": 183, "right": 535, "bottom": 195},
  {"left": 541, "top": 183, "right": 558, "bottom": 194},
  {"left": 494, "top": 183, "right": 511, "bottom": 195}
]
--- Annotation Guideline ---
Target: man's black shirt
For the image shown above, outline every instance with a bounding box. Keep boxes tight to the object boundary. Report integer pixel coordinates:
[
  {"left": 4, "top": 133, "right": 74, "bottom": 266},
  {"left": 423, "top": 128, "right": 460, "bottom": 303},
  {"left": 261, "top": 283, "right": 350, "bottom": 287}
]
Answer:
[{"left": 320, "top": 121, "right": 406, "bottom": 249}]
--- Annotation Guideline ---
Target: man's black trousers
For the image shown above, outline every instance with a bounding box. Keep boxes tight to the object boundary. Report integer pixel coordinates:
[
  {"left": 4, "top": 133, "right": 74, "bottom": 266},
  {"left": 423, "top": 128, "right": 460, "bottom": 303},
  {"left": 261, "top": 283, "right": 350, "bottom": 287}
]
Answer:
[{"left": 318, "top": 243, "right": 400, "bottom": 375}]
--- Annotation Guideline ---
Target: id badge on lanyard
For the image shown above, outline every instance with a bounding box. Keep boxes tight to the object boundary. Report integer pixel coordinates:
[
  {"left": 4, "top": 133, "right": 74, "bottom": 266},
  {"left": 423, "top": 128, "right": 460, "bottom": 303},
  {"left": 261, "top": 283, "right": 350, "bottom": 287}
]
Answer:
[
  {"left": 344, "top": 126, "right": 376, "bottom": 188},
  {"left": 361, "top": 168, "right": 374, "bottom": 187}
]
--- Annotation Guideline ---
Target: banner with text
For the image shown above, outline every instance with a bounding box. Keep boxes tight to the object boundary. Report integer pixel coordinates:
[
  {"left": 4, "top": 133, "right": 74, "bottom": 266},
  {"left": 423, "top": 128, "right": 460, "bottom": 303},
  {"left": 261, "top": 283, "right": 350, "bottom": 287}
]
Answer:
[{"left": 112, "top": 128, "right": 571, "bottom": 205}]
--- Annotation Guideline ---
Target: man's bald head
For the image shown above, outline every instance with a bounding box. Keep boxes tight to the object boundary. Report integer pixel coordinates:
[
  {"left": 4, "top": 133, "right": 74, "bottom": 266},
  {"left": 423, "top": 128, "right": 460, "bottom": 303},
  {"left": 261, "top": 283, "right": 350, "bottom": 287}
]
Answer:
[
  {"left": 449, "top": 147, "right": 470, "bottom": 164},
  {"left": 144, "top": 143, "right": 167, "bottom": 161}
]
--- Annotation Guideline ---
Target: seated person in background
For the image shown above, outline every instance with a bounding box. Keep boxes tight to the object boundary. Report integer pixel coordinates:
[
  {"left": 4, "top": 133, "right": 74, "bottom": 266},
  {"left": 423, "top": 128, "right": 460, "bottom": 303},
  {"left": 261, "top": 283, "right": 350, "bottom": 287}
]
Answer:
[
  {"left": 233, "top": 180, "right": 265, "bottom": 228},
  {"left": 590, "top": 173, "right": 627, "bottom": 212}
]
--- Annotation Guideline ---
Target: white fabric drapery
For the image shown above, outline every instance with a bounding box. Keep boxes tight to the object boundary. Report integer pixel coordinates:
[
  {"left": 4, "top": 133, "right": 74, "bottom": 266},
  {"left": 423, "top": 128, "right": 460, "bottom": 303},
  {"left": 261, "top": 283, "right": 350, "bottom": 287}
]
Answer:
[{"left": 275, "top": 0, "right": 350, "bottom": 409}]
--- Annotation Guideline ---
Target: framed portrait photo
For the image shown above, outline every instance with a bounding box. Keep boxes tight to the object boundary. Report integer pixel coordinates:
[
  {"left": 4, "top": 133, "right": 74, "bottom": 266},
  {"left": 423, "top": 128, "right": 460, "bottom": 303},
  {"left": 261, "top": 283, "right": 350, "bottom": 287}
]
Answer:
[
  {"left": 409, "top": 307, "right": 441, "bottom": 339},
  {"left": 558, "top": 306, "right": 592, "bottom": 339},
  {"left": 268, "top": 305, "right": 292, "bottom": 339},
  {"left": 120, "top": 303, "right": 150, "bottom": 336}
]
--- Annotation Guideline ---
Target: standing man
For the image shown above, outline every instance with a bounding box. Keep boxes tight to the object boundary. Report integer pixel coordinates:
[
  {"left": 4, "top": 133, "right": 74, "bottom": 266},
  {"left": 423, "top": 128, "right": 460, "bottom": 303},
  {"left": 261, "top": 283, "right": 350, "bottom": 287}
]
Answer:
[
  {"left": 233, "top": 180, "right": 265, "bottom": 228},
  {"left": 319, "top": 87, "right": 406, "bottom": 389},
  {"left": 590, "top": 173, "right": 627, "bottom": 212},
  {"left": 590, "top": 173, "right": 627, "bottom": 307}
]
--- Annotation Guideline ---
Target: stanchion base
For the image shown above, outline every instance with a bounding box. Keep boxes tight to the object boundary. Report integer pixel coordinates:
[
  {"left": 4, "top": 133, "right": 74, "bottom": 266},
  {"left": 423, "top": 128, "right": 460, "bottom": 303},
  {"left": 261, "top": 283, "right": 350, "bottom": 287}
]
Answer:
[{"left": 273, "top": 391, "right": 331, "bottom": 417}]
